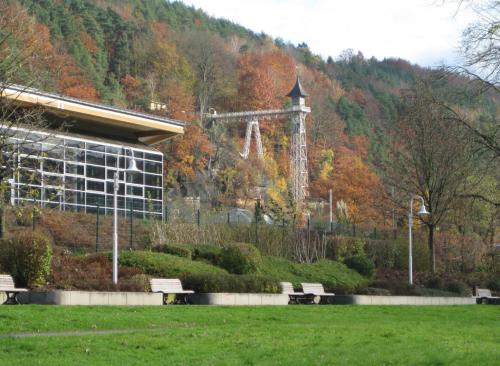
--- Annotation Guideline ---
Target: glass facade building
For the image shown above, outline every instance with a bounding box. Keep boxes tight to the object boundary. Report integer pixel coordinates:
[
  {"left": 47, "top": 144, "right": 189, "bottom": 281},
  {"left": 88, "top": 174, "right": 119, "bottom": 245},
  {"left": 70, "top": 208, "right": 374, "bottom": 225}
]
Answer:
[{"left": 8, "top": 127, "right": 164, "bottom": 219}]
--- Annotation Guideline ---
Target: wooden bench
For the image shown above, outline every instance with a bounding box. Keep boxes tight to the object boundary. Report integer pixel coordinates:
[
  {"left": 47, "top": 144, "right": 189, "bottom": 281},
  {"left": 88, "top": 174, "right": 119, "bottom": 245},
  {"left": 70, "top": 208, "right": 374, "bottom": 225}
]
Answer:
[
  {"left": 301, "top": 283, "right": 335, "bottom": 304},
  {"left": 150, "top": 278, "right": 194, "bottom": 304},
  {"left": 0, "top": 275, "right": 27, "bottom": 305},
  {"left": 280, "top": 282, "right": 307, "bottom": 304},
  {"left": 475, "top": 288, "right": 500, "bottom": 305}
]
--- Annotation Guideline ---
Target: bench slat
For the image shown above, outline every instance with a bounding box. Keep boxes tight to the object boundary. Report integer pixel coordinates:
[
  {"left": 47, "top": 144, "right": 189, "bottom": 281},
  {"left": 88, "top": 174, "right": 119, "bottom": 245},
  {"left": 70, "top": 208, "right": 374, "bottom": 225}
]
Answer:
[
  {"left": 150, "top": 278, "right": 193, "bottom": 294},
  {"left": 0, "top": 275, "right": 27, "bottom": 292},
  {"left": 301, "top": 282, "right": 334, "bottom": 296},
  {"left": 280, "top": 282, "right": 304, "bottom": 295}
]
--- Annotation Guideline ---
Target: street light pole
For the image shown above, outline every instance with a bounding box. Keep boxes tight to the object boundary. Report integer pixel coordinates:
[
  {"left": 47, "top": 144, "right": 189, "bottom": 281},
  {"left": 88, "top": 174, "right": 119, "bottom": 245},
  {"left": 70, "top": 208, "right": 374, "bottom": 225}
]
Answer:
[
  {"left": 112, "top": 170, "right": 119, "bottom": 284},
  {"left": 408, "top": 195, "right": 429, "bottom": 286},
  {"left": 112, "top": 147, "right": 142, "bottom": 285}
]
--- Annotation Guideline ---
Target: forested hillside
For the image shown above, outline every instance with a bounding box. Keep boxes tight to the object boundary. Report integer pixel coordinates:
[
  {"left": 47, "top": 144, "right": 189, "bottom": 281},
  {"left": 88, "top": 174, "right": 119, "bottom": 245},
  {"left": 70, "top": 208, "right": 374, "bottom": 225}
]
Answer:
[{"left": 2, "top": 0, "right": 498, "bottom": 231}]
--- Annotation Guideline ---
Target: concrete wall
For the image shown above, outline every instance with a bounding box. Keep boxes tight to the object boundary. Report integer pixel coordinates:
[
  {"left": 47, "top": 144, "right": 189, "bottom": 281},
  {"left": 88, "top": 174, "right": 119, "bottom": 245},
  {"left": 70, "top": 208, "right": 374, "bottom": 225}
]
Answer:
[
  {"left": 332, "top": 295, "right": 476, "bottom": 305},
  {"left": 16, "top": 291, "right": 163, "bottom": 306},
  {"left": 189, "top": 293, "right": 289, "bottom": 305}
]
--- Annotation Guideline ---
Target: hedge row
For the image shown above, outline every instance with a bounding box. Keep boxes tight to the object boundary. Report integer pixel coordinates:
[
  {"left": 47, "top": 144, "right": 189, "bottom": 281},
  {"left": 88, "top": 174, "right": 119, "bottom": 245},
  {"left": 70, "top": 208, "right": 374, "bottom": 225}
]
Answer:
[{"left": 182, "top": 273, "right": 280, "bottom": 293}]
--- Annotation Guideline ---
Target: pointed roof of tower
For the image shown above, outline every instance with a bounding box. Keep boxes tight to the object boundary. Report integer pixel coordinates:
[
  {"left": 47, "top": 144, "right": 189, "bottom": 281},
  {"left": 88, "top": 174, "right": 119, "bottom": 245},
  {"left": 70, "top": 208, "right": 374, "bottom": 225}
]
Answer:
[{"left": 286, "top": 77, "right": 308, "bottom": 98}]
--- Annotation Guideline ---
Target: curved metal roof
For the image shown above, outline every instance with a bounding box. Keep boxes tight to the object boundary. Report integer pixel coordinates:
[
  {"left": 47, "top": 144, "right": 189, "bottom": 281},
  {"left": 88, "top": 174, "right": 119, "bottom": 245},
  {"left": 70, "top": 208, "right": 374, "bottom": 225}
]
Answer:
[{"left": 286, "top": 77, "right": 309, "bottom": 98}]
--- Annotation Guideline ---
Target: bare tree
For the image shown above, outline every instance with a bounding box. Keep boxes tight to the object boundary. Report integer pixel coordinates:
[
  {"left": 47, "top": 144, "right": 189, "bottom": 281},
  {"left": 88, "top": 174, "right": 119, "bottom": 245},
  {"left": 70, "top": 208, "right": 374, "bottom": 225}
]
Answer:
[
  {"left": 0, "top": 2, "right": 55, "bottom": 208},
  {"left": 443, "top": 1, "right": 500, "bottom": 157},
  {"left": 388, "top": 82, "right": 485, "bottom": 272}
]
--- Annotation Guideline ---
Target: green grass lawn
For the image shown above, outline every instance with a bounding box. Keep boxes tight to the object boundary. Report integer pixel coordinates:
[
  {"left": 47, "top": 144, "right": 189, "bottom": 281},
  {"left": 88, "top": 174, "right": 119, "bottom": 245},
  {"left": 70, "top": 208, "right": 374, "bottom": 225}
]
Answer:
[{"left": 0, "top": 306, "right": 498, "bottom": 365}]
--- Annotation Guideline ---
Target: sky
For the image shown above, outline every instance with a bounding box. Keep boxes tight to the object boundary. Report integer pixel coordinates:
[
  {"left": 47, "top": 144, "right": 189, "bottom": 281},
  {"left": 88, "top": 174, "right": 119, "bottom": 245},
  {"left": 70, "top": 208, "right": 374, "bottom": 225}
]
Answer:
[{"left": 179, "top": 0, "right": 479, "bottom": 67}]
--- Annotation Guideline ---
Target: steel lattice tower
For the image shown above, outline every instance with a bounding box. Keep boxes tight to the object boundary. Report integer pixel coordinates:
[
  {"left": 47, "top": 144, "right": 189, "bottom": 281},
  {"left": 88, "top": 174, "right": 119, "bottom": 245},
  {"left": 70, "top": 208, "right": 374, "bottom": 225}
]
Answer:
[
  {"left": 287, "top": 78, "right": 310, "bottom": 203},
  {"left": 206, "top": 77, "right": 310, "bottom": 205}
]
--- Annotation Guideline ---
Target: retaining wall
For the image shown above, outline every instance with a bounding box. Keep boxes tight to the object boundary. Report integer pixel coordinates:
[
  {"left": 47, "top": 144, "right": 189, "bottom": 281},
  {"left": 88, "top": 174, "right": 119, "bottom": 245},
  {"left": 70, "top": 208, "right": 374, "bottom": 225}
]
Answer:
[
  {"left": 332, "top": 295, "right": 476, "bottom": 305},
  {"left": 189, "top": 293, "right": 289, "bottom": 305},
  {"left": 16, "top": 291, "right": 163, "bottom": 306}
]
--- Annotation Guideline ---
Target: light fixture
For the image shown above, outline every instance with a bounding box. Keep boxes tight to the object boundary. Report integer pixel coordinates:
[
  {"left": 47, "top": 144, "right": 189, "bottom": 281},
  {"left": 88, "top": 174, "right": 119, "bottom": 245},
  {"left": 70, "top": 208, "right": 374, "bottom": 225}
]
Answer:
[{"left": 417, "top": 204, "right": 429, "bottom": 216}]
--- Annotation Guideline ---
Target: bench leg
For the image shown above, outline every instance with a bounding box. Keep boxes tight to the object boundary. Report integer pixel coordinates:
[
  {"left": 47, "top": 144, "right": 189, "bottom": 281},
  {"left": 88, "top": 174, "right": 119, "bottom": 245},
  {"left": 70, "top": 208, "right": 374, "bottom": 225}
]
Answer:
[
  {"left": 174, "top": 294, "right": 189, "bottom": 305},
  {"left": 3, "top": 292, "right": 19, "bottom": 305}
]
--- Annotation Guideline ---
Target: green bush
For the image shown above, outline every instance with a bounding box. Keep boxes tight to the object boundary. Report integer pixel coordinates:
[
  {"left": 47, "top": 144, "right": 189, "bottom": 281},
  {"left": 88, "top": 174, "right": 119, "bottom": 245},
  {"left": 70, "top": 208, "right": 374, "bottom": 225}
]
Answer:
[
  {"left": 153, "top": 244, "right": 192, "bottom": 259},
  {"left": 118, "top": 250, "right": 226, "bottom": 278},
  {"left": 425, "top": 275, "right": 444, "bottom": 290},
  {"left": 220, "top": 243, "right": 262, "bottom": 274},
  {"left": 182, "top": 272, "right": 280, "bottom": 293},
  {"left": 0, "top": 229, "right": 52, "bottom": 287},
  {"left": 327, "top": 236, "right": 365, "bottom": 262},
  {"left": 191, "top": 244, "right": 223, "bottom": 265},
  {"left": 343, "top": 255, "right": 375, "bottom": 277},
  {"left": 487, "top": 276, "right": 500, "bottom": 292},
  {"left": 445, "top": 281, "right": 472, "bottom": 296},
  {"left": 259, "top": 256, "right": 368, "bottom": 294}
]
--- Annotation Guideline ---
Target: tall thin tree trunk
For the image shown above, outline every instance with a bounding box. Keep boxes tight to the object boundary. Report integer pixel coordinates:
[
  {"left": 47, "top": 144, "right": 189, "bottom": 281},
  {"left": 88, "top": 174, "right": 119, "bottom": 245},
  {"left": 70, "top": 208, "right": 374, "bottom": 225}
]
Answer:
[{"left": 428, "top": 225, "right": 435, "bottom": 273}]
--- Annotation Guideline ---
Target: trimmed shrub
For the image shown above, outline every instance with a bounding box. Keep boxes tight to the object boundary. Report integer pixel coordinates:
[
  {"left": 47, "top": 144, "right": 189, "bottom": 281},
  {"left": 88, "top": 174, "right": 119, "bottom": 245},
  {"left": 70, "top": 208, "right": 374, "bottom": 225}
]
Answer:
[
  {"left": 220, "top": 243, "right": 262, "bottom": 274},
  {"left": 358, "top": 287, "right": 391, "bottom": 296},
  {"left": 191, "top": 244, "right": 223, "bottom": 265},
  {"left": 487, "top": 276, "right": 500, "bottom": 292},
  {"left": 153, "top": 244, "right": 192, "bottom": 259},
  {"left": 344, "top": 255, "right": 375, "bottom": 277},
  {"left": 0, "top": 229, "right": 52, "bottom": 287},
  {"left": 425, "top": 275, "right": 444, "bottom": 290},
  {"left": 182, "top": 272, "right": 280, "bottom": 293},
  {"left": 260, "top": 256, "right": 368, "bottom": 294},
  {"left": 118, "top": 250, "right": 226, "bottom": 278},
  {"left": 445, "top": 281, "right": 472, "bottom": 296}
]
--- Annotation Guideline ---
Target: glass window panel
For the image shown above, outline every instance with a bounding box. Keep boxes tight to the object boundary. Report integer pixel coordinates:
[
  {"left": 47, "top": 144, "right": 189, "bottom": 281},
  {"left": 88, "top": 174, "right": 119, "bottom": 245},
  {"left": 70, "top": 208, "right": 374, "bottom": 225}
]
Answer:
[
  {"left": 65, "top": 163, "right": 84, "bottom": 175},
  {"left": 126, "top": 172, "right": 143, "bottom": 184},
  {"left": 87, "top": 143, "right": 105, "bottom": 152},
  {"left": 132, "top": 151, "right": 143, "bottom": 159},
  {"left": 87, "top": 165, "right": 105, "bottom": 179},
  {"left": 43, "top": 159, "right": 64, "bottom": 174},
  {"left": 19, "top": 186, "right": 41, "bottom": 199},
  {"left": 145, "top": 187, "right": 162, "bottom": 200},
  {"left": 87, "top": 180, "right": 104, "bottom": 192},
  {"left": 43, "top": 188, "right": 61, "bottom": 202},
  {"left": 152, "top": 201, "right": 162, "bottom": 213},
  {"left": 86, "top": 193, "right": 105, "bottom": 206},
  {"left": 65, "top": 190, "right": 77, "bottom": 203},
  {"left": 145, "top": 174, "right": 161, "bottom": 187},
  {"left": 145, "top": 152, "right": 162, "bottom": 162},
  {"left": 126, "top": 185, "right": 143, "bottom": 196},
  {"left": 145, "top": 161, "right": 162, "bottom": 174},
  {"left": 106, "top": 146, "right": 120, "bottom": 155},
  {"left": 65, "top": 177, "right": 85, "bottom": 191},
  {"left": 43, "top": 174, "right": 63, "bottom": 187},
  {"left": 20, "top": 156, "right": 39, "bottom": 170},
  {"left": 106, "top": 170, "right": 123, "bottom": 180},
  {"left": 107, "top": 182, "right": 124, "bottom": 195},
  {"left": 19, "top": 169, "right": 41, "bottom": 185},
  {"left": 106, "top": 154, "right": 117, "bottom": 167},
  {"left": 26, "top": 132, "right": 43, "bottom": 142},
  {"left": 65, "top": 139, "right": 85, "bottom": 149},
  {"left": 44, "top": 145, "right": 64, "bottom": 159},
  {"left": 86, "top": 151, "right": 105, "bottom": 165},
  {"left": 127, "top": 198, "right": 144, "bottom": 211},
  {"left": 19, "top": 142, "right": 42, "bottom": 155}
]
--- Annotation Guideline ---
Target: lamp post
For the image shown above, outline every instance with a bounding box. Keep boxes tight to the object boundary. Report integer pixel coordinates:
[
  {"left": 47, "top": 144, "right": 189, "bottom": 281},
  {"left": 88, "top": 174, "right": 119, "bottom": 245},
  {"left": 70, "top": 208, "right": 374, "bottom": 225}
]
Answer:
[
  {"left": 112, "top": 147, "right": 142, "bottom": 285},
  {"left": 408, "top": 195, "right": 429, "bottom": 286}
]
